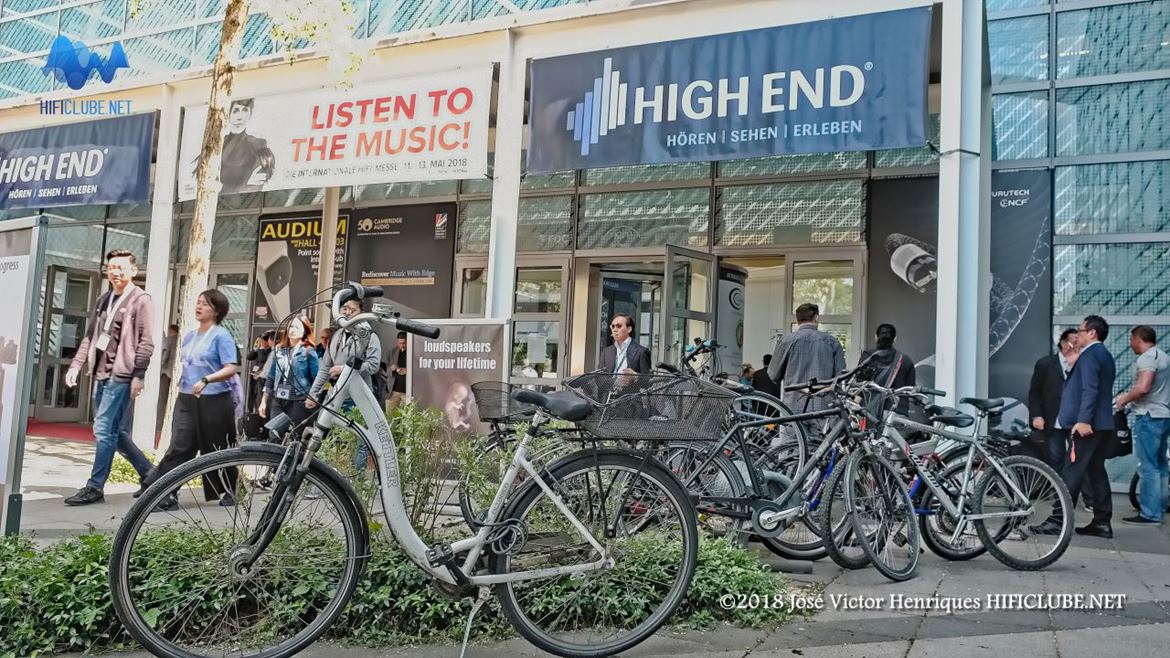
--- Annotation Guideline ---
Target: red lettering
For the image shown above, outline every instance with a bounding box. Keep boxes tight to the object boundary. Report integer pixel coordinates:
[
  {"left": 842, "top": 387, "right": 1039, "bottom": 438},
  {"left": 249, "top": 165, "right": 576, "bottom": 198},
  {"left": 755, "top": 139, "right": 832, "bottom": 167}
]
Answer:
[
  {"left": 407, "top": 125, "right": 428, "bottom": 153},
  {"left": 356, "top": 131, "right": 381, "bottom": 157},
  {"left": 395, "top": 94, "right": 416, "bottom": 121},
  {"left": 428, "top": 89, "right": 448, "bottom": 116},
  {"left": 354, "top": 98, "right": 375, "bottom": 124},
  {"left": 291, "top": 137, "right": 308, "bottom": 161},
  {"left": 448, "top": 87, "right": 473, "bottom": 115},
  {"left": 309, "top": 106, "right": 326, "bottom": 130},
  {"left": 373, "top": 97, "right": 391, "bottom": 123},
  {"left": 384, "top": 129, "right": 407, "bottom": 155},
  {"left": 329, "top": 133, "right": 347, "bottom": 160},
  {"left": 335, "top": 101, "right": 353, "bottom": 128},
  {"left": 438, "top": 123, "right": 461, "bottom": 150}
]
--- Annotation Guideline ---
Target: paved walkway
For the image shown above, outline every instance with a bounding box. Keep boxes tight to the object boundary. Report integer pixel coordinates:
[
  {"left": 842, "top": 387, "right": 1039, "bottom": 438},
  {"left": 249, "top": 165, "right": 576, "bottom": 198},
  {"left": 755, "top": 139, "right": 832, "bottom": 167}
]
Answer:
[{"left": 23, "top": 437, "right": 1170, "bottom": 657}]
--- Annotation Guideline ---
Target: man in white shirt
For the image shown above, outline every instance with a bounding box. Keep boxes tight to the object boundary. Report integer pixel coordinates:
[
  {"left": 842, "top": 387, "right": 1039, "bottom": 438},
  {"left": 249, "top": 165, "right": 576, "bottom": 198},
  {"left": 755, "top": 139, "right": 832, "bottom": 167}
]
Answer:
[
  {"left": 1114, "top": 325, "right": 1170, "bottom": 526},
  {"left": 599, "top": 314, "right": 651, "bottom": 374}
]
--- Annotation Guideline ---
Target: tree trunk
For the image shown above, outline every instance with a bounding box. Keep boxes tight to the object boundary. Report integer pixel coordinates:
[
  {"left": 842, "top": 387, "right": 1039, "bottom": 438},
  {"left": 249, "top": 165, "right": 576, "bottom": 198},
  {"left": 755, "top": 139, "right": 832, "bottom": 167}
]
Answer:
[{"left": 158, "top": 0, "right": 250, "bottom": 453}]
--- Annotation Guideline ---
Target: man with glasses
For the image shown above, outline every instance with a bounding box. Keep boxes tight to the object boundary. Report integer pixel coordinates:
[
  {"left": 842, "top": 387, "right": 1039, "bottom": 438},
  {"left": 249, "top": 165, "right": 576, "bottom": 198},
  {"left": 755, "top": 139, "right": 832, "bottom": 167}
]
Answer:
[
  {"left": 600, "top": 314, "right": 651, "bottom": 375},
  {"left": 62, "top": 249, "right": 156, "bottom": 506},
  {"left": 1029, "top": 328, "right": 1081, "bottom": 469}
]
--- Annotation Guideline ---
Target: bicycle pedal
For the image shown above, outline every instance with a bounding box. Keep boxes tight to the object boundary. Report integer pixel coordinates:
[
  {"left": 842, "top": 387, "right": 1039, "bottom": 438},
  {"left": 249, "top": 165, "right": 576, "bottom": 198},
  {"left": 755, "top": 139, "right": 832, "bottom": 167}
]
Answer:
[{"left": 892, "top": 531, "right": 909, "bottom": 547}]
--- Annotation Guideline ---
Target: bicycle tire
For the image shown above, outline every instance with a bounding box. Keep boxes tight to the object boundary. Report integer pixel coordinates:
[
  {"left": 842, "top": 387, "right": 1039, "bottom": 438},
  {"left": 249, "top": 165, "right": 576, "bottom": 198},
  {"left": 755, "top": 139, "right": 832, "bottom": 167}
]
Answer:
[
  {"left": 845, "top": 449, "right": 921, "bottom": 582},
  {"left": 662, "top": 442, "right": 751, "bottom": 546},
  {"left": 458, "top": 430, "right": 571, "bottom": 530},
  {"left": 109, "top": 444, "right": 368, "bottom": 658},
  {"left": 973, "top": 455, "right": 1073, "bottom": 571},
  {"left": 917, "top": 460, "right": 988, "bottom": 562},
  {"left": 491, "top": 449, "right": 698, "bottom": 658},
  {"left": 754, "top": 443, "right": 828, "bottom": 561},
  {"left": 817, "top": 451, "right": 869, "bottom": 569}
]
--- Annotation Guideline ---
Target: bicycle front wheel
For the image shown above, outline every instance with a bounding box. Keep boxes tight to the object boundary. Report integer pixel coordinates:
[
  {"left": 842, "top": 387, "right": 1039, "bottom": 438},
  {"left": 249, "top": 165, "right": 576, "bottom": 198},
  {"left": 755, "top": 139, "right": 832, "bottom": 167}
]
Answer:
[
  {"left": 491, "top": 449, "right": 698, "bottom": 658},
  {"left": 817, "top": 451, "right": 870, "bottom": 569},
  {"left": 845, "top": 449, "right": 921, "bottom": 582},
  {"left": 109, "top": 445, "right": 367, "bottom": 658},
  {"left": 973, "top": 455, "right": 1073, "bottom": 571}
]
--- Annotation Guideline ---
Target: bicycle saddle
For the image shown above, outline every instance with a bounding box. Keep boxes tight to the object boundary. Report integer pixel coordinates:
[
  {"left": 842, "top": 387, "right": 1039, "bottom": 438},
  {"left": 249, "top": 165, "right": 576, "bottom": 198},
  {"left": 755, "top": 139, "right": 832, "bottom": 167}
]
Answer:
[
  {"left": 511, "top": 389, "right": 592, "bottom": 422},
  {"left": 925, "top": 404, "right": 975, "bottom": 429},
  {"left": 960, "top": 397, "right": 1005, "bottom": 413}
]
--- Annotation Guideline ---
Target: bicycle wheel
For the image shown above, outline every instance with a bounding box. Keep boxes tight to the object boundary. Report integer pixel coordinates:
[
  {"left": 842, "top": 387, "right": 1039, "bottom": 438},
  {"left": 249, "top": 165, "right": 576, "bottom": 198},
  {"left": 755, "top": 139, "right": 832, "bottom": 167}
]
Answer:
[
  {"left": 458, "top": 429, "right": 570, "bottom": 530},
  {"left": 973, "top": 455, "right": 1073, "bottom": 571},
  {"left": 491, "top": 449, "right": 698, "bottom": 658},
  {"left": 817, "top": 452, "right": 869, "bottom": 569},
  {"left": 110, "top": 445, "right": 367, "bottom": 658},
  {"left": 732, "top": 393, "right": 808, "bottom": 475},
  {"left": 845, "top": 449, "right": 921, "bottom": 582},
  {"left": 661, "top": 442, "right": 750, "bottom": 546},
  {"left": 756, "top": 444, "right": 830, "bottom": 560},
  {"left": 917, "top": 460, "right": 988, "bottom": 561}
]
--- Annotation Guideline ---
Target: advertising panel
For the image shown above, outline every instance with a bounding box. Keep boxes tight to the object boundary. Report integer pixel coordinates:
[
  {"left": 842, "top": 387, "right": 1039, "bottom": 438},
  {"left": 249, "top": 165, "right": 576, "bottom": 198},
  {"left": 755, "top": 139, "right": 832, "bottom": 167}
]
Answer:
[
  {"left": 252, "top": 214, "right": 348, "bottom": 324},
  {"left": 177, "top": 69, "right": 492, "bottom": 200},
  {"left": 0, "top": 114, "right": 154, "bottom": 209},
  {"left": 529, "top": 8, "right": 931, "bottom": 172},
  {"left": 408, "top": 321, "right": 508, "bottom": 436}
]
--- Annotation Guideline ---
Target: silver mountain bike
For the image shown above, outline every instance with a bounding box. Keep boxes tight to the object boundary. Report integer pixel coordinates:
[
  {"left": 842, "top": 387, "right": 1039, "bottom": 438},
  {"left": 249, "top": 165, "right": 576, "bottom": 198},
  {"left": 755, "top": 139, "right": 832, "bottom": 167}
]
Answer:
[{"left": 109, "top": 283, "right": 698, "bottom": 658}]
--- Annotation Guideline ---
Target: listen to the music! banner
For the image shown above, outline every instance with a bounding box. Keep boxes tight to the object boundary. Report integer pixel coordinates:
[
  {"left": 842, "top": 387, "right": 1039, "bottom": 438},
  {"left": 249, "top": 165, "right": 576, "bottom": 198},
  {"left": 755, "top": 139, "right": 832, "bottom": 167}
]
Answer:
[{"left": 177, "top": 68, "right": 492, "bottom": 201}]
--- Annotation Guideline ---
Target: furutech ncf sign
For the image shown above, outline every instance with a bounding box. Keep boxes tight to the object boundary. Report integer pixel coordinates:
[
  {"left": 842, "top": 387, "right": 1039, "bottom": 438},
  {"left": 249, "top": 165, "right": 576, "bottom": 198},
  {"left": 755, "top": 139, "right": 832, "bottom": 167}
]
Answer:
[{"left": 527, "top": 8, "right": 932, "bottom": 173}]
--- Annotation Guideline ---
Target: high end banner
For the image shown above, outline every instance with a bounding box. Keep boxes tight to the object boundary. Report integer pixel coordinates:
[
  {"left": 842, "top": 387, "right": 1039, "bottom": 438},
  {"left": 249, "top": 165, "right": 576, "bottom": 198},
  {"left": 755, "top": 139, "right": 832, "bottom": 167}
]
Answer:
[
  {"left": 407, "top": 321, "right": 508, "bottom": 435},
  {"left": 252, "top": 214, "right": 348, "bottom": 324},
  {"left": 0, "top": 114, "right": 154, "bottom": 209},
  {"left": 177, "top": 69, "right": 492, "bottom": 200},
  {"left": 345, "top": 204, "right": 457, "bottom": 319},
  {"left": 528, "top": 8, "right": 931, "bottom": 172},
  {"left": 866, "top": 173, "right": 1053, "bottom": 402}
]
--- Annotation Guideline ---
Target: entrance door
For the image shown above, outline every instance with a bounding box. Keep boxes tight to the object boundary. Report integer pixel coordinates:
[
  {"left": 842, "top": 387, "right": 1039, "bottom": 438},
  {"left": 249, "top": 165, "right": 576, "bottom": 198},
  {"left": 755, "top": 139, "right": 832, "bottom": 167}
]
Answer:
[
  {"left": 785, "top": 254, "right": 865, "bottom": 364},
  {"left": 510, "top": 258, "right": 571, "bottom": 390},
  {"left": 169, "top": 266, "right": 253, "bottom": 348},
  {"left": 661, "top": 245, "right": 717, "bottom": 369},
  {"left": 36, "top": 267, "right": 100, "bottom": 422}
]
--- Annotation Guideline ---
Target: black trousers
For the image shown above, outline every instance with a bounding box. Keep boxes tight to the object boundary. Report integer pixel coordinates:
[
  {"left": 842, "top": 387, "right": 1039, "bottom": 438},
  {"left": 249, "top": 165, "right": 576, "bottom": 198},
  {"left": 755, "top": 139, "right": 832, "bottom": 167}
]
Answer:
[
  {"left": 148, "top": 392, "right": 238, "bottom": 501},
  {"left": 1059, "top": 431, "right": 1114, "bottom": 525},
  {"left": 271, "top": 397, "right": 311, "bottom": 429}
]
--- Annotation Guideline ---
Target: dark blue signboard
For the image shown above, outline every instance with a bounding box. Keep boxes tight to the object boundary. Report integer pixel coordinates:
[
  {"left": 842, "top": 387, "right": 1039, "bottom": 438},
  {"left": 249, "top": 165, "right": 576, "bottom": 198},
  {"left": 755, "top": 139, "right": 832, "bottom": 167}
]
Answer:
[
  {"left": 0, "top": 113, "right": 155, "bottom": 210},
  {"left": 528, "top": 8, "right": 932, "bottom": 173}
]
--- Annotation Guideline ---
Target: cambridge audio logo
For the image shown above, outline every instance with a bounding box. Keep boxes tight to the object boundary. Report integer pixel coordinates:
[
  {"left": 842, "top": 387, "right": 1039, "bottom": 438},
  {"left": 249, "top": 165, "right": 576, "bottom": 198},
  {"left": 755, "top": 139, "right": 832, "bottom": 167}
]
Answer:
[
  {"left": 42, "top": 36, "right": 130, "bottom": 91},
  {"left": 564, "top": 58, "right": 630, "bottom": 157}
]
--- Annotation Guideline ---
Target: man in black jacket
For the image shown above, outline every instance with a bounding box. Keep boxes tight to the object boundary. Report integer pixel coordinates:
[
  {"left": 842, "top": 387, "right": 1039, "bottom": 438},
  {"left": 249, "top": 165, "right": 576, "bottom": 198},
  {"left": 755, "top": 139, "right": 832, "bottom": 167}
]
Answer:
[
  {"left": 599, "top": 314, "right": 652, "bottom": 374},
  {"left": 1028, "top": 328, "right": 1080, "bottom": 469},
  {"left": 752, "top": 354, "right": 781, "bottom": 397}
]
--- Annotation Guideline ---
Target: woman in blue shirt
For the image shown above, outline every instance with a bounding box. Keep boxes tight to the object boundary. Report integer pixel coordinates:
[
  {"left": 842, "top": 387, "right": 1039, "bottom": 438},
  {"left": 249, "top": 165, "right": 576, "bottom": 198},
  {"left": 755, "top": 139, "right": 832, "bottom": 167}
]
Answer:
[
  {"left": 259, "top": 316, "right": 318, "bottom": 428},
  {"left": 144, "top": 289, "right": 240, "bottom": 511}
]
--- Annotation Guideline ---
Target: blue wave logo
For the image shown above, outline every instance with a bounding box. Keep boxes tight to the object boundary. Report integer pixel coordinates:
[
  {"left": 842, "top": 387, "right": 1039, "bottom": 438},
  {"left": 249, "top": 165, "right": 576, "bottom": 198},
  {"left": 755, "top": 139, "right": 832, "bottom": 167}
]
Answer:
[
  {"left": 41, "top": 36, "right": 130, "bottom": 90},
  {"left": 564, "top": 57, "right": 628, "bottom": 157}
]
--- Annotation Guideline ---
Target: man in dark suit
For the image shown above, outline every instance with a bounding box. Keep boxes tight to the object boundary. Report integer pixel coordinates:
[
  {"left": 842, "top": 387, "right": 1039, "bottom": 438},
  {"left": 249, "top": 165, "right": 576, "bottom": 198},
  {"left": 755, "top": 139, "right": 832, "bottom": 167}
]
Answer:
[
  {"left": 599, "top": 314, "right": 652, "bottom": 374},
  {"left": 752, "top": 354, "right": 781, "bottom": 397},
  {"left": 1035, "top": 315, "right": 1117, "bottom": 538},
  {"left": 1028, "top": 328, "right": 1081, "bottom": 469}
]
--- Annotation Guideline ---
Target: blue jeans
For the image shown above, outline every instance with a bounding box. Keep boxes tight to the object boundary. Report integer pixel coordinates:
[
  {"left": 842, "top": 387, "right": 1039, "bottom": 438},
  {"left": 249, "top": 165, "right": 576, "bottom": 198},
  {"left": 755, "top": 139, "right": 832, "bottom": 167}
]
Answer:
[
  {"left": 1133, "top": 414, "right": 1170, "bottom": 522},
  {"left": 87, "top": 378, "right": 153, "bottom": 490}
]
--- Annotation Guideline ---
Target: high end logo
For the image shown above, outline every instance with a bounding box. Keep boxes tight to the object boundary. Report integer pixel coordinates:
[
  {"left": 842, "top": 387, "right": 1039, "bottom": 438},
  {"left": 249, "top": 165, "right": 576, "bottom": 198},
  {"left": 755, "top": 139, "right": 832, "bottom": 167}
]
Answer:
[
  {"left": 563, "top": 57, "right": 870, "bottom": 156},
  {"left": 42, "top": 36, "right": 130, "bottom": 90}
]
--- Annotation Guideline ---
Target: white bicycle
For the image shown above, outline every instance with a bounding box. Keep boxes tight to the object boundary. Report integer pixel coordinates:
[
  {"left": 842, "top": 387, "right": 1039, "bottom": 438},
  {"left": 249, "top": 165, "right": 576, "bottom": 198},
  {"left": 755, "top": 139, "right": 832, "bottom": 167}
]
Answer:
[{"left": 109, "top": 283, "right": 699, "bottom": 658}]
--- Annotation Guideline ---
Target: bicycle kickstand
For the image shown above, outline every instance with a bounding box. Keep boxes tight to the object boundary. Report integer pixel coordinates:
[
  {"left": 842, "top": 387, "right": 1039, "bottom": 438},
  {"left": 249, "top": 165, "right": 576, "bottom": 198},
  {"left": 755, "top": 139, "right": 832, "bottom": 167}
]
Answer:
[{"left": 459, "top": 586, "right": 491, "bottom": 658}]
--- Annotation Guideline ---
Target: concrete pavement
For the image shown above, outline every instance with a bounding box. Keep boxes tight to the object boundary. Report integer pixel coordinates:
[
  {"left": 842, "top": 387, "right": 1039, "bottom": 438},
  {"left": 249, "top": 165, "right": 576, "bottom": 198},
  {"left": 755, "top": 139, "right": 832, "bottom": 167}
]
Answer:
[{"left": 21, "top": 436, "right": 1170, "bottom": 657}]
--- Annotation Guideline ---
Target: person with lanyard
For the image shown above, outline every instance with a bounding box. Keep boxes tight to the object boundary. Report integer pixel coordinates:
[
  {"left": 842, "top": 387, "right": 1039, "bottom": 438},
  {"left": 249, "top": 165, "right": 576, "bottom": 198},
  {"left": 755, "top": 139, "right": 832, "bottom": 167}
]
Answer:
[
  {"left": 599, "top": 313, "right": 651, "bottom": 374},
  {"left": 63, "top": 249, "right": 156, "bottom": 507},
  {"left": 307, "top": 296, "right": 381, "bottom": 469},
  {"left": 143, "top": 289, "right": 241, "bottom": 511},
  {"left": 259, "top": 316, "right": 318, "bottom": 428}
]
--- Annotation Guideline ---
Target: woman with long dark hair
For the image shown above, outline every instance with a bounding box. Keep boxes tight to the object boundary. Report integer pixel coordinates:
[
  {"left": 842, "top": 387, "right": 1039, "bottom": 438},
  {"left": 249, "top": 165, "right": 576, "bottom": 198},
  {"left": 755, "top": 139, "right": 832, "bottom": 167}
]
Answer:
[
  {"left": 259, "top": 315, "right": 318, "bottom": 427},
  {"left": 145, "top": 289, "right": 241, "bottom": 511}
]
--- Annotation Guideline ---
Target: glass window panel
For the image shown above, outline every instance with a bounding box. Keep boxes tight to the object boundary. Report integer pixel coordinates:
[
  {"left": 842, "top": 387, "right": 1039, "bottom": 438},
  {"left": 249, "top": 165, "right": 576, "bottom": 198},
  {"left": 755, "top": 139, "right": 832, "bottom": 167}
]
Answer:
[
  {"left": 127, "top": 1, "right": 194, "bottom": 31},
  {"left": 353, "top": 180, "right": 457, "bottom": 201},
  {"left": 1096, "top": 324, "right": 1170, "bottom": 391},
  {"left": 43, "top": 224, "right": 105, "bottom": 269},
  {"left": 368, "top": 0, "right": 468, "bottom": 37},
  {"left": 103, "top": 222, "right": 151, "bottom": 268},
  {"left": 993, "top": 92, "right": 1048, "bottom": 160},
  {"left": 512, "top": 320, "right": 560, "bottom": 379},
  {"left": 461, "top": 177, "right": 492, "bottom": 195},
  {"left": 263, "top": 188, "right": 325, "bottom": 208},
  {"left": 1057, "top": 1, "right": 1170, "bottom": 78},
  {"left": 719, "top": 151, "right": 866, "bottom": 178},
  {"left": 1, "top": 0, "right": 56, "bottom": 16},
  {"left": 194, "top": 22, "right": 220, "bottom": 66},
  {"left": 44, "top": 204, "right": 106, "bottom": 221},
  {"left": 669, "top": 256, "right": 711, "bottom": 313},
  {"left": 792, "top": 260, "right": 854, "bottom": 316},
  {"left": 1056, "top": 80, "right": 1170, "bottom": 156},
  {"left": 583, "top": 162, "right": 710, "bottom": 186},
  {"left": 515, "top": 268, "right": 562, "bottom": 313},
  {"left": 989, "top": 16, "right": 1049, "bottom": 84},
  {"left": 238, "top": 12, "right": 274, "bottom": 60},
  {"left": 522, "top": 170, "right": 575, "bottom": 190},
  {"left": 200, "top": 0, "right": 228, "bottom": 19},
  {"left": 1055, "top": 161, "right": 1170, "bottom": 235},
  {"left": 0, "top": 57, "right": 53, "bottom": 96},
  {"left": 665, "top": 317, "right": 711, "bottom": 367},
  {"left": 987, "top": 0, "right": 1048, "bottom": 11},
  {"left": 578, "top": 188, "right": 709, "bottom": 249},
  {"left": 1054, "top": 243, "right": 1170, "bottom": 316},
  {"left": 0, "top": 11, "right": 56, "bottom": 53},
  {"left": 107, "top": 202, "right": 152, "bottom": 220},
  {"left": 874, "top": 114, "right": 941, "bottom": 169},
  {"left": 175, "top": 214, "right": 260, "bottom": 263},
  {"left": 457, "top": 200, "right": 490, "bottom": 254},
  {"left": 717, "top": 180, "right": 864, "bottom": 246},
  {"left": 122, "top": 28, "right": 193, "bottom": 78},
  {"left": 460, "top": 268, "right": 486, "bottom": 316},
  {"left": 517, "top": 196, "right": 573, "bottom": 251}
]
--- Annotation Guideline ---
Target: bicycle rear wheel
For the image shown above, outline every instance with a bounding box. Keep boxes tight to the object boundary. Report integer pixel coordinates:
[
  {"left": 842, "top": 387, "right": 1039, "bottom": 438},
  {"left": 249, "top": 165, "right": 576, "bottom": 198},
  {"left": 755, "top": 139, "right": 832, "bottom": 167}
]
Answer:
[
  {"left": 817, "top": 452, "right": 870, "bottom": 569},
  {"left": 845, "top": 449, "right": 921, "bottom": 582},
  {"left": 109, "top": 445, "right": 367, "bottom": 658},
  {"left": 661, "top": 442, "right": 750, "bottom": 546},
  {"left": 973, "top": 455, "right": 1072, "bottom": 571},
  {"left": 918, "top": 460, "right": 988, "bottom": 561},
  {"left": 491, "top": 449, "right": 698, "bottom": 658}
]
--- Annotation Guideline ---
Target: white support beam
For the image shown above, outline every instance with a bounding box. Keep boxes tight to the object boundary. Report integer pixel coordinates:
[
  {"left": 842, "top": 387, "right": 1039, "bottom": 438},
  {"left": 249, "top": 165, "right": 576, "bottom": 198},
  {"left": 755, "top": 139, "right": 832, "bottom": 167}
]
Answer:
[
  {"left": 134, "top": 85, "right": 180, "bottom": 454},
  {"left": 485, "top": 29, "right": 523, "bottom": 320},
  {"left": 935, "top": 0, "right": 990, "bottom": 404}
]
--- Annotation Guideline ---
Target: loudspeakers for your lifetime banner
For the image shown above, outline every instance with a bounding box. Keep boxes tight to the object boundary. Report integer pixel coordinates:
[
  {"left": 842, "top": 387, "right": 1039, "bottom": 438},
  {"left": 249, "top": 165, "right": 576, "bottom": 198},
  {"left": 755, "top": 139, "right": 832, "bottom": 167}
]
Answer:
[{"left": 402, "top": 320, "right": 508, "bottom": 436}]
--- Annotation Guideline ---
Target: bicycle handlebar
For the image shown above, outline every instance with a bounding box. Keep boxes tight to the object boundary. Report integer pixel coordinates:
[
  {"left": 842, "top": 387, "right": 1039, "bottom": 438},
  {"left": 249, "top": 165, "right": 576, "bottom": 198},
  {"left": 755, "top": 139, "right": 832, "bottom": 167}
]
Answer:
[{"left": 332, "top": 283, "right": 441, "bottom": 339}]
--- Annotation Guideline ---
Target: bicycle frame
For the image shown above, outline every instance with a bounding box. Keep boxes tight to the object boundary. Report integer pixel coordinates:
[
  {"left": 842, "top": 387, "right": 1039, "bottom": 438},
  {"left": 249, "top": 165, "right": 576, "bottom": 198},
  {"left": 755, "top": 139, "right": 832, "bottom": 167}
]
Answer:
[{"left": 309, "top": 342, "right": 612, "bottom": 588}]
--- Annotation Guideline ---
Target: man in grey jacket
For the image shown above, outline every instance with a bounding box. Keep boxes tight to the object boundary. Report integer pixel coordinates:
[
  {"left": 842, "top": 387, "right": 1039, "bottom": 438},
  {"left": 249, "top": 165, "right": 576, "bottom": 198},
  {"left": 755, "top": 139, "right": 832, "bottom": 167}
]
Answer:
[
  {"left": 63, "top": 249, "right": 155, "bottom": 506},
  {"left": 306, "top": 296, "right": 382, "bottom": 408},
  {"left": 768, "top": 303, "right": 847, "bottom": 416}
]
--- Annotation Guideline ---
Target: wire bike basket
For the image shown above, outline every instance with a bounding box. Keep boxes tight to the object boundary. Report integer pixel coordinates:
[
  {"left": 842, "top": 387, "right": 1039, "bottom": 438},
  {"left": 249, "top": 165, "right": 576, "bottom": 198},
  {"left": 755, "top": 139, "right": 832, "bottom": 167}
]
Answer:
[
  {"left": 563, "top": 372, "right": 737, "bottom": 441},
  {"left": 472, "top": 381, "right": 537, "bottom": 423}
]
